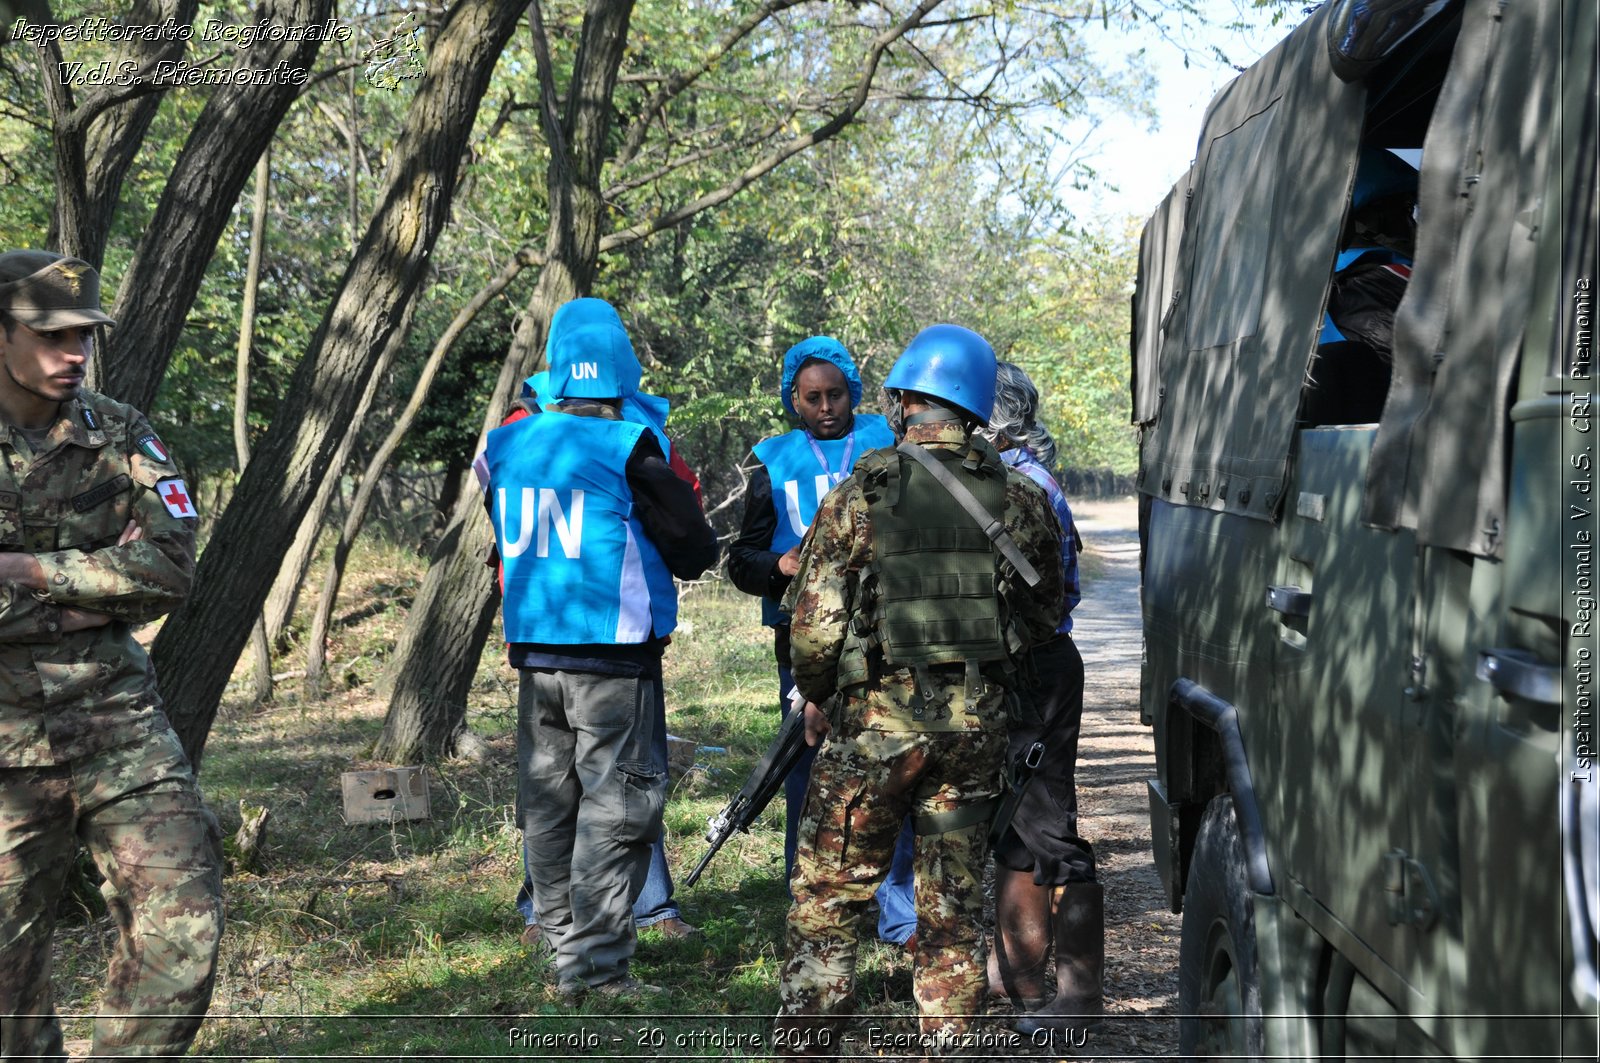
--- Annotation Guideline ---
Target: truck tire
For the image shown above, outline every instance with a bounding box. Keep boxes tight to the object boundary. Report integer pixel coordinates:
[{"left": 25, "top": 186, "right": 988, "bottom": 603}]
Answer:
[{"left": 1178, "top": 794, "right": 1265, "bottom": 1060}]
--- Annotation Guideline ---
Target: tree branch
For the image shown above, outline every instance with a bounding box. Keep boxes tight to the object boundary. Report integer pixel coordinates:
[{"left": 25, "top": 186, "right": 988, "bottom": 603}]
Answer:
[
  {"left": 60, "top": 51, "right": 226, "bottom": 132},
  {"left": 612, "top": 0, "right": 808, "bottom": 169},
  {"left": 600, "top": 0, "right": 947, "bottom": 253},
  {"left": 527, "top": 0, "right": 571, "bottom": 173},
  {"left": 602, "top": 118, "right": 790, "bottom": 201}
]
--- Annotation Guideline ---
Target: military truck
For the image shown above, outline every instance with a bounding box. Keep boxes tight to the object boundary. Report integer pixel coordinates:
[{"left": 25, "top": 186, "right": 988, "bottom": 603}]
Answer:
[{"left": 1131, "top": 0, "right": 1597, "bottom": 1058}]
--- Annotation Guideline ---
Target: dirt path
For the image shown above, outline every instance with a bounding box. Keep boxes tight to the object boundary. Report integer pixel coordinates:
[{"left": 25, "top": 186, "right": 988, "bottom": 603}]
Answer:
[{"left": 1064, "top": 497, "right": 1179, "bottom": 1061}]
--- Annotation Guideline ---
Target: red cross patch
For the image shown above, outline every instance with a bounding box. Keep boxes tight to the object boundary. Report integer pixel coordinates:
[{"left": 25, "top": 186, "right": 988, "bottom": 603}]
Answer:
[{"left": 158, "top": 478, "right": 196, "bottom": 519}]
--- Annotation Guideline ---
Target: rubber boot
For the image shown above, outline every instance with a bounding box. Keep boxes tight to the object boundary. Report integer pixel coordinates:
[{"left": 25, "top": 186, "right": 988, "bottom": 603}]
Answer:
[
  {"left": 1015, "top": 881, "right": 1104, "bottom": 1033},
  {"left": 986, "top": 866, "right": 1055, "bottom": 1008}
]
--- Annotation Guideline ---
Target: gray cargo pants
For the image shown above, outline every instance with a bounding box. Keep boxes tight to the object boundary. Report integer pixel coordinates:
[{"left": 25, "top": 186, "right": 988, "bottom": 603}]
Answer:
[{"left": 517, "top": 668, "right": 666, "bottom": 990}]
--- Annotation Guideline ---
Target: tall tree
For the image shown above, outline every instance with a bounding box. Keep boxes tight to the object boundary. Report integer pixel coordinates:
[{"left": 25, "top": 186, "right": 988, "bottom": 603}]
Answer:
[
  {"left": 234, "top": 148, "right": 275, "bottom": 703},
  {"left": 152, "top": 0, "right": 528, "bottom": 765},
  {"left": 32, "top": 0, "right": 200, "bottom": 269},
  {"left": 101, "top": 0, "right": 337, "bottom": 412},
  {"left": 374, "top": 0, "right": 639, "bottom": 761}
]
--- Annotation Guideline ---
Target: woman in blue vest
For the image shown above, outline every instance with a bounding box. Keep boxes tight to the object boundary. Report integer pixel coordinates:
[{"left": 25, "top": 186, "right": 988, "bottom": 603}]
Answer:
[{"left": 727, "top": 336, "right": 916, "bottom": 945}]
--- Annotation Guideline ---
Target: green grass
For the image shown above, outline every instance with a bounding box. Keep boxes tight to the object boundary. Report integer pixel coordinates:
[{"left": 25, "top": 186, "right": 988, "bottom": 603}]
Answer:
[{"left": 57, "top": 552, "right": 920, "bottom": 1059}]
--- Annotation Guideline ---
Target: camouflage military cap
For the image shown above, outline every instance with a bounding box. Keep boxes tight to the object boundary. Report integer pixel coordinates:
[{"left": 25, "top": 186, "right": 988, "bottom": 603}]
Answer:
[{"left": 0, "top": 250, "right": 116, "bottom": 330}]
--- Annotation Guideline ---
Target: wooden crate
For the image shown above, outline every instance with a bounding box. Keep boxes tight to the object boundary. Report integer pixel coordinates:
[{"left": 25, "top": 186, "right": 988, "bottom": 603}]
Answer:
[{"left": 341, "top": 766, "right": 430, "bottom": 825}]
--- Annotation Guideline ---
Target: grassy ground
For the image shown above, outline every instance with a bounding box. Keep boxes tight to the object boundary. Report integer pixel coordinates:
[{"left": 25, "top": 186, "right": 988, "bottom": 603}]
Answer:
[{"left": 56, "top": 543, "right": 923, "bottom": 1060}]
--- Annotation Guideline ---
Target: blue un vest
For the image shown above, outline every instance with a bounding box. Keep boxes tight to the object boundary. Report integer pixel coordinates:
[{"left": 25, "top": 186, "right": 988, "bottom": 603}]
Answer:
[
  {"left": 485, "top": 413, "right": 678, "bottom": 644},
  {"left": 751, "top": 413, "right": 894, "bottom": 626}
]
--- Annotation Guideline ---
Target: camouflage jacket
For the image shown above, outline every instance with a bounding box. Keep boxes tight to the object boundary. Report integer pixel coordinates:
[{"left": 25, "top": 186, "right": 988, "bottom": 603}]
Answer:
[
  {"left": 0, "top": 390, "right": 196, "bottom": 767},
  {"left": 784, "top": 420, "right": 1065, "bottom": 731}
]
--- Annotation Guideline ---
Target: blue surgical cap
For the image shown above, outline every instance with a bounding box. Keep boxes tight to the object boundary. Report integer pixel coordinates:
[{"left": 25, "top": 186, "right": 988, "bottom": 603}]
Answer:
[{"left": 780, "top": 336, "right": 863, "bottom": 416}]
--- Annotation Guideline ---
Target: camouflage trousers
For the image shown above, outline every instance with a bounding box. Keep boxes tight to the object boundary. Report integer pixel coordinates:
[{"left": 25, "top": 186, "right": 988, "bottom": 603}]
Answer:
[
  {"left": 776, "top": 715, "right": 1005, "bottom": 1054},
  {"left": 0, "top": 728, "right": 223, "bottom": 1059}
]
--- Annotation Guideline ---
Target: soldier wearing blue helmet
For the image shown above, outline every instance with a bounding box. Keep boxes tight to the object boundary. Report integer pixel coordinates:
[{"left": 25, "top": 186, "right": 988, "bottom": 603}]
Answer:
[
  {"left": 480, "top": 297, "right": 717, "bottom": 1004},
  {"left": 774, "top": 325, "right": 1065, "bottom": 1052}
]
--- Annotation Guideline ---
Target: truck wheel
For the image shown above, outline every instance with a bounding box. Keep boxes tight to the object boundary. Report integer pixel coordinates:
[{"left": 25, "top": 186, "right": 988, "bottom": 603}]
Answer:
[{"left": 1178, "top": 794, "right": 1265, "bottom": 1060}]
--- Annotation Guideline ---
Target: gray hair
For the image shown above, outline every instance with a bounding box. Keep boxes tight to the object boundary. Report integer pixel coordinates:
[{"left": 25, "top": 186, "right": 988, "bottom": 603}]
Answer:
[
  {"left": 977, "top": 361, "right": 1056, "bottom": 467},
  {"left": 880, "top": 386, "right": 904, "bottom": 437}
]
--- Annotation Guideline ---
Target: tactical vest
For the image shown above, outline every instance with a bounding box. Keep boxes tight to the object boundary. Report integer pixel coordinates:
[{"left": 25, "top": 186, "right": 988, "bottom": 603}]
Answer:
[{"left": 837, "top": 436, "right": 1021, "bottom": 717}]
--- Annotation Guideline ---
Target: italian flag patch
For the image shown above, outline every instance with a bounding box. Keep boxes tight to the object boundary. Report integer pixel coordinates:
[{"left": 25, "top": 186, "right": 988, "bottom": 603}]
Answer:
[{"left": 136, "top": 433, "right": 171, "bottom": 464}]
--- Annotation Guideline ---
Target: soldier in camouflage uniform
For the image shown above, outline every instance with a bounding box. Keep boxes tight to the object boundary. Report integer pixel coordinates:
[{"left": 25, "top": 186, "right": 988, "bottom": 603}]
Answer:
[
  {"left": 774, "top": 325, "right": 1064, "bottom": 1055},
  {"left": 0, "top": 251, "right": 222, "bottom": 1058}
]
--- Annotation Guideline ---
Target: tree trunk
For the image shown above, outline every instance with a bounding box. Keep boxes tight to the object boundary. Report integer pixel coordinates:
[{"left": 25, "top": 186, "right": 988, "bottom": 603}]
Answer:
[
  {"left": 304, "top": 249, "right": 535, "bottom": 696},
  {"left": 429, "top": 457, "right": 471, "bottom": 546},
  {"left": 235, "top": 149, "right": 275, "bottom": 703},
  {"left": 153, "top": 0, "right": 527, "bottom": 768},
  {"left": 302, "top": 537, "right": 345, "bottom": 699},
  {"left": 260, "top": 320, "right": 395, "bottom": 654},
  {"left": 261, "top": 33, "right": 373, "bottom": 655},
  {"left": 261, "top": 437, "right": 337, "bottom": 649},
  {"left": 37, "top": 0, "right": 200, "bottom": 270},
  {"left": 376, "top": 0, "right": 637, "bottom": 763},
  {"left": 101, "top": 0, "right": 336, "bottom": 413},
  {"left": 371, "top": 508, "right": 500, "bottom": 761}
]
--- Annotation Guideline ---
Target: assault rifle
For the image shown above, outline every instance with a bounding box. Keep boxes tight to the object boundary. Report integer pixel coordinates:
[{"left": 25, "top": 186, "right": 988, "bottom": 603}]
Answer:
[{"left": 683, "top": 705, "right": 812, "bottom": 887}]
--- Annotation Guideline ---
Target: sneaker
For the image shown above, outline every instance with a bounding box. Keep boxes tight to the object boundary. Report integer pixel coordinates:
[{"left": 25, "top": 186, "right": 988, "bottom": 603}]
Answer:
[{"left": 647, "top": 916, "right": 700, "bottom": 939}]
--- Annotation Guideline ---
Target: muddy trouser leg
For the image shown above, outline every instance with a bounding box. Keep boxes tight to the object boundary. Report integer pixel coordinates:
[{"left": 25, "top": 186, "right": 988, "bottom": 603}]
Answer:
[
  {"left": 75, "top": 730, "right": 225, "bottom": 1057},
  {"left": 776, "top": 723, "right": 909, "bottom": 1057},
  {"left": 0, "top": 767, "right": 77, "bottom": 1061}
]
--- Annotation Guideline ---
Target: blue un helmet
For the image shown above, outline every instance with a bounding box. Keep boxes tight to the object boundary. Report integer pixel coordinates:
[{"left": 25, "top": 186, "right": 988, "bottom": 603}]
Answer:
[
  {"left": 883, "top": 324, "right": 997, "bottom": 422},
  {"left": 545, "top": 297, "right": 641, "bottom": 401}
]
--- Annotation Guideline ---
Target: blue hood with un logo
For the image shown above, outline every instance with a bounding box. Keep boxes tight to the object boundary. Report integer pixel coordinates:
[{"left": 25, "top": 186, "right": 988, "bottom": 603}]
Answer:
[{"left": 544, "top": 297, "right": 642, "bottom": 401}]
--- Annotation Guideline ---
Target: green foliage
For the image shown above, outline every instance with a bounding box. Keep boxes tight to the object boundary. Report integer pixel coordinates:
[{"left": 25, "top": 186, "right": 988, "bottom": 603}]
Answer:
[
  {"left": 591, "top": 106, "right": 1143, "bottom": 518},
  {"left": 1, "top": 0, "right": 1210, "bottom": 530},
  {"left": 391, "top": 301, "right": 516, "bottom": 470}
]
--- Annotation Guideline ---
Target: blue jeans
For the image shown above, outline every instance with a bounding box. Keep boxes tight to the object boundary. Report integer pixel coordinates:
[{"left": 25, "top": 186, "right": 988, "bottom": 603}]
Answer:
[
  {"left": 780, "top": 663, "right": 916, "bottom": 945},
  {"left": 518, "top": 834, "right": 678, "bottom": 928},
  {"left": 517, "top": 670, "right": 680, "bottom": 931}
]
